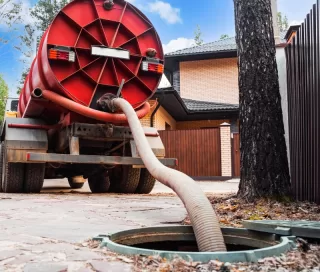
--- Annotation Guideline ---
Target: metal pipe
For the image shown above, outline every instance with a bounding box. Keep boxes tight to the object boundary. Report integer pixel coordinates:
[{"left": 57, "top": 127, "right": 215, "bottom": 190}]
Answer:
[
  {"left": 113, "top": 98, "right": 226, "bottom": 252},
  {"left": 150, "top": 92, "right": 165, "bottom": 127},
  {"left": 150, "top": 100, "right": 161, "bottom": 127},
  {"left": 33, "top": 89, "right": 150, "bottom": 123}
]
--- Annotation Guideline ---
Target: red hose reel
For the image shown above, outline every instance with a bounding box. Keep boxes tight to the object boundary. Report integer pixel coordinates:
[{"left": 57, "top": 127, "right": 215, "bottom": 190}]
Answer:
[{"left": 19, "top": 0, "right": 164, "bottom": 123}]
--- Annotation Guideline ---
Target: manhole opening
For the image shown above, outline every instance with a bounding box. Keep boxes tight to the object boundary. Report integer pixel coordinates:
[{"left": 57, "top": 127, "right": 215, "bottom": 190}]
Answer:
[{"left": 127, "top": 240, "right": 257, "bottom": 252}]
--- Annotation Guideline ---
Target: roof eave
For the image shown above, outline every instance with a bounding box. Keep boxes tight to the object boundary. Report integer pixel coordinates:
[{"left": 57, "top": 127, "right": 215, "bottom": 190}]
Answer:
[
  {"left": 153, "top": 89, "right": 239, "bottom": 121},
  {"left": 165, "top": 49, "right": 237, "bottom": 59}
]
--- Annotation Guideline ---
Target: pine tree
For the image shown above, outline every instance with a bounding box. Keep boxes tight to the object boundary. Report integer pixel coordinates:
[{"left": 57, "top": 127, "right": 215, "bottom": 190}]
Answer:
[
  {"left": 234, "top": 0, "right": 291, "bottom": 200},
  {"left": 194, "top": 25, "right": 204, "bottom": 46},
  {"left": 277, "top": 12, "right": 289, "bottom": 32},
  {"left": 220, "top": 34, "right": 229, "bottom": 40}
]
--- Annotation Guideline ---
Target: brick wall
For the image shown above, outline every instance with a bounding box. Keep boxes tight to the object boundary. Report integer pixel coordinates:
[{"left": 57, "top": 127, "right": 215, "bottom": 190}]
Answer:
[
  {"left": 155, "top": 107, "right": 176, "bottom": 130},
  {"left": 180, "top": 58, "right": 239, "bottom": 104},
  {"left": 140, "top": 100, "right": 176, "bottom": 130},
  {"left": 176, "top": 119, "right": 230, "bottom": 130},
  {"left": 220, "top": 123, "right": 232, "bottom": 177}
]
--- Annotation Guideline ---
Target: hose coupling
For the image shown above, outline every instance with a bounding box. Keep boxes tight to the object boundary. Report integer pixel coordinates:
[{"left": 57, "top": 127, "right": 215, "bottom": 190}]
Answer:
[
  {"left": 103, "top": 0, "right": 114, "bottom": 10},
  {"left": 97, "top": 93, "right": 118, "bottom": 113}
]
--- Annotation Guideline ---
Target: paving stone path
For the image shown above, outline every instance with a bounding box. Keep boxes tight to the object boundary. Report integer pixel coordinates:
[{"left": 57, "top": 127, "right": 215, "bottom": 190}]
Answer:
[
  {"left": 0, "top": 179, "right": 237, "bottom": 271},
  {"left": 0, "top": 192, "right": 184, "bottom": 271}
]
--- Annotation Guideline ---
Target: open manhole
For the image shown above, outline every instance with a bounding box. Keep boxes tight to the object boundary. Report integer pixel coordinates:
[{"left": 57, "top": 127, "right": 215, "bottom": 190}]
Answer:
[{"left": 94, "top": 226, "right": 296, "bottom": 263}]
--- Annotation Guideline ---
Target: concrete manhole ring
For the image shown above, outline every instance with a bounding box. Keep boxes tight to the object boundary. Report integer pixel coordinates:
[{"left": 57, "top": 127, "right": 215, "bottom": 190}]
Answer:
[{"left": 94, "top": 226, "right": 296, "bottom": 263}]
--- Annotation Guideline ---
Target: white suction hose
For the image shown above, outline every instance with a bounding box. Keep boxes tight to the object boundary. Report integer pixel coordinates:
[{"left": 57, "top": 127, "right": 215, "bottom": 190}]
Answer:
[{"left": 113, "top": 98, "right": 226, "bottom": 252}]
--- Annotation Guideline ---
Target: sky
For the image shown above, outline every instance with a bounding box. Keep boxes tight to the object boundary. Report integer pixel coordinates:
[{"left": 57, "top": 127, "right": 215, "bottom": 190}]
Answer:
[{"left": 0, "top": 0, "right": 317, "bottom": 97}]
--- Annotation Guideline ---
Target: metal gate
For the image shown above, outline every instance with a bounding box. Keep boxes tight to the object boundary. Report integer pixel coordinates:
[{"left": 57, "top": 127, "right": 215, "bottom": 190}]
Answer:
[
  {"left": 159, "top": 129, "right": 221, "bottom": 178},
  {"left": 285, "top": 1, "right": 320, "bottom": 203}
]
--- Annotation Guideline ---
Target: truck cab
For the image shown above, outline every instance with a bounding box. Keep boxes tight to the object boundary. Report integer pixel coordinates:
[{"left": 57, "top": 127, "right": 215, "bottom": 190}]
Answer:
[{"left": 5, "top": 98, "right": 19, "bottom": 118}]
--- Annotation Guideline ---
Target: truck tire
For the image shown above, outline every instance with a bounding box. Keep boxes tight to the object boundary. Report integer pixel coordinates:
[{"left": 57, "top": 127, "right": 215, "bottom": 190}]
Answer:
[
  {"left": 24, "top": 163, "right": 45, "bottom": 193},
  {"left": 0, "top": 143, "right": 4, "bottom": 192},
  {"left": 110, "top": 166, "right": 141, "bottom": 194},
  {"left": 135, "top": 169, "right": 156, "bottom": 194},
  {"left": 88, "top": 173, "right": 110, "bottom": 193},
  {"left": 68, "top": 178, "right": 84, "bottom": 189},
  {"left": 2, "top": 161, "right": 25, "bottom": 193}
]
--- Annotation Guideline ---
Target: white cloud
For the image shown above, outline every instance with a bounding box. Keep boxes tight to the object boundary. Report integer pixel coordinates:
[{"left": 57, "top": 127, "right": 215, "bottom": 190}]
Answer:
[
  {"left": 148, "top": 1, "right": 182, "bottom": 24},
  {"left": 162, "top": 37, "right": 195, "bottom": 54}
]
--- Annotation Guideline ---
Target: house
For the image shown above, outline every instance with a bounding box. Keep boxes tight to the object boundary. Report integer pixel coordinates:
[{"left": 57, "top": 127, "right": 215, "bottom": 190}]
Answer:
[
  {"left": 140, "top": 31, "right": 289, "bottom": 179},
  {"left": 141, "top": 31, "right": 288, "bottom": 130}
]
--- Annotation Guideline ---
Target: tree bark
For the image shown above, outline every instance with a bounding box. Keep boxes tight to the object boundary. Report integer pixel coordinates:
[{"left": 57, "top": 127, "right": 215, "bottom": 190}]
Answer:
[{"left": 234, "top": 0, "right": 291, "bottom": 200}]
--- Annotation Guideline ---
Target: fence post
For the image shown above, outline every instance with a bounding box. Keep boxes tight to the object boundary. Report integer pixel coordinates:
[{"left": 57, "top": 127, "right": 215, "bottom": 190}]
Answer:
[{"left": 220, "top": 122, "right": 232, "bottom": 177}]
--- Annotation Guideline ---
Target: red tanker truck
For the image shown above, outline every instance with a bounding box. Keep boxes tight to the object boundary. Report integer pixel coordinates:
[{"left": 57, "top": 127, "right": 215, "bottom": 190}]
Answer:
[{"left": 0, "top": 0, "right": 176, "bottom": 194}]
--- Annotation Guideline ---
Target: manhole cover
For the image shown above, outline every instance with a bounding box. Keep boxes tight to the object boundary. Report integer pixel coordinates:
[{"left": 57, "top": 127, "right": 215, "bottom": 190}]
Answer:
[{"left": 243, "top": 220, "right": 320, "bottom": 239}]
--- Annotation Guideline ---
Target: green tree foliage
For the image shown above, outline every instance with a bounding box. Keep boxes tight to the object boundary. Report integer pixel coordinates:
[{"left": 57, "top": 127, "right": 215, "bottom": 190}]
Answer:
[
  {"left": 194, "top": 24, "right": 204, "bottom": 46},
  {"left": 0, "top": 0, "right": 23, "bottom": 45},
  {"left": 0, "top": 74, "right": 9, "bottom": 121},
  {"left": 277, "top": 12, "right": 289, "bottom": 32},
  {"left": 16, "top": 0, "right": 69, "bottom": 94},
  {"left": 31, "top": 0, "right": 68, "bottom": 32},
  {"left": 220, "top": 34, "right": 230, "bottom": 40},
  {"left": 0, "top": 0, "right": 22, "bottom": 27},
  {"left": 17, "top": 68, "right": 30, "bottom": 95}
]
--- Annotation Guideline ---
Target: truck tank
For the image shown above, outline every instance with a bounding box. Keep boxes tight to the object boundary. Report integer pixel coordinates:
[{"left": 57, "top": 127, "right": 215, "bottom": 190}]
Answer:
[
  {"left": 19, "top": 0, "right": 164, "bottom": 123},
  {"left": 5, "top": 0, "right": 226, "bottom": 251}
]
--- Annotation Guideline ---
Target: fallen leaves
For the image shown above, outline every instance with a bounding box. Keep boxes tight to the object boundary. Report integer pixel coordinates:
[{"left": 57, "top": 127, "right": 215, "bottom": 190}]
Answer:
[
  {"left": 133, "top": 255, "right": 201, "bottom": 272},
  {"left": 117, "top": 255, "right": 134, "bottom": 263},
  {"left": 132, "top": 245, "right": 320, "bottom": 272},
  {"left": 183, "top": 195, "right": 320, "bottom": 228},
  {"left": 76, "top": 239, "right": 100, "bottom": 249}
]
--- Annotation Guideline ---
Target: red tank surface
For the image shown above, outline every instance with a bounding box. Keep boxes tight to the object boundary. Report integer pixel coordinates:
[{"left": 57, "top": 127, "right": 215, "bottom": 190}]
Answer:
[{"left": 19, "top": 0, "right": 164, "bottom": 123}]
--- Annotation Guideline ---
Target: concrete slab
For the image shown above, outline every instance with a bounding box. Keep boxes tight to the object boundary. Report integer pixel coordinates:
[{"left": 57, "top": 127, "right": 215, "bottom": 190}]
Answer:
[{"left": 151, "top": 180, "right": 239, "bottom": 194}]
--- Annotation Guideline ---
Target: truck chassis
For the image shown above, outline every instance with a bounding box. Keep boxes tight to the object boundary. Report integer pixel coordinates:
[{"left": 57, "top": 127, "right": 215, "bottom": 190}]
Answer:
[{"left": 0, "top": 117, "right": 176, "bottom": 194}]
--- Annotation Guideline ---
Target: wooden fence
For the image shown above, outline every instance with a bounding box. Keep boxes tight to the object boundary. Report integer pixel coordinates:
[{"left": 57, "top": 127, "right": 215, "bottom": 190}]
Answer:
[
  {"left": 285, "top": 1, "right": 320, "bottom": 203},
  {"left": 159, "top": 129, "right": 221, "bottom": 178}
]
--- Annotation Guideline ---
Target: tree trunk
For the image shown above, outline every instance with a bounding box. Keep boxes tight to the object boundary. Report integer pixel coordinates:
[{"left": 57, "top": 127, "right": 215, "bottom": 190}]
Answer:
[{"left": 234, "top": 0, "right": 291, "bottom": 200}]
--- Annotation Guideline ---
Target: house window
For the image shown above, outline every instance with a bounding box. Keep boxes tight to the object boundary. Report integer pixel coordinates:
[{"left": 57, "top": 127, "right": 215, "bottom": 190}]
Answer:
[{"left": 165, "top": 122, "right": 171, "bottom": 130}]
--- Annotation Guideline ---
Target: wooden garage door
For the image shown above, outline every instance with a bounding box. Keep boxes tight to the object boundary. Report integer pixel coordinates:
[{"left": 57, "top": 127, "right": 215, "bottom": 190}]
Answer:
[
  {"left": 159, "top": 129, "right": 221, "bottom": 177},
  {"left": 232, "top": 133, "right": 240, "bottom": 177}
]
